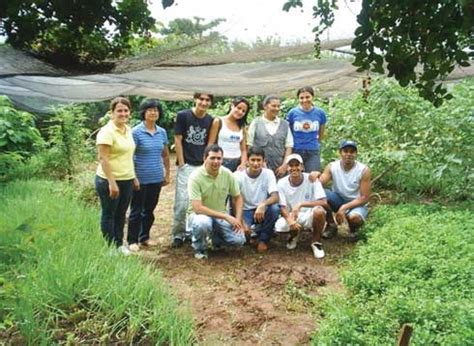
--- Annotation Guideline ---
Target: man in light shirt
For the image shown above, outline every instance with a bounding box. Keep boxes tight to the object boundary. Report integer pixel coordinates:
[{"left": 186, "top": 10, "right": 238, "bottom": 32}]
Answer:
[
  {"left": 318, "top": 140, "right": 371, "bottom": 240},
  {"left": 234, "top": 147, "right": 279, "bottom": 253},
  {"left": 275, "top": 154, "right": 328, "bottom": 259}
]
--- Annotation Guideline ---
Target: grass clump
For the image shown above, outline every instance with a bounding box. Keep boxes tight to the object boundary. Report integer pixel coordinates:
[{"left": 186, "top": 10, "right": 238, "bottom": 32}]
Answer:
[
  {"left": 0, "top": 180, "right": 195, "bottom": 344},
  {"left": 313, "top": 203, "right": 474, "bottom": 344}
]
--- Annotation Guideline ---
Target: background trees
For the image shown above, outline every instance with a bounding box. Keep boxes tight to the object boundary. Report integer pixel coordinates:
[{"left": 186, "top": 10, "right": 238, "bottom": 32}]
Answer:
[
  {"left": 283, "top": 0, "right": 473, "bottom": 105},
  {"left": 0, "top": 0, "right": 157, "bottom": 69}
]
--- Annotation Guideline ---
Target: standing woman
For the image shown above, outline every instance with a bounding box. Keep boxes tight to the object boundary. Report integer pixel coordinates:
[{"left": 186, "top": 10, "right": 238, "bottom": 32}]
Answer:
[
  {"left": 95, "top": 97, "right": 137, "bottom": 255},
  {"left": 208, "top": 97, "right": 250, "bottom": 172},
  {"left": 127, "top": 99, "right": 170, "bottom": 251},
  {"left": 287, "top": 86, "right": 327, "bottom": 172},
  {"left": 247, "top": 95, "right": 293, "bottom": 177}
]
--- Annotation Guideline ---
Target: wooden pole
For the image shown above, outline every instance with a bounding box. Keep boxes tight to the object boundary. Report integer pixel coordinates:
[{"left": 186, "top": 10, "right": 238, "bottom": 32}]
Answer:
[{"left": 397, "top": 324, "right": 413, "bottom": 346}]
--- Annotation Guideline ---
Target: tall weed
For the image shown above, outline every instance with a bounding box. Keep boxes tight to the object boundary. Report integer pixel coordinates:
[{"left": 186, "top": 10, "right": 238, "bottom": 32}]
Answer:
[{"left": 0, "top": 180, "right": 194, "bottom": 344}]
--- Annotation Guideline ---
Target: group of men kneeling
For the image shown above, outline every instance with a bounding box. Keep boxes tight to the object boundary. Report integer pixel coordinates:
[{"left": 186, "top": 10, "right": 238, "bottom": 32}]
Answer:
[{"left": 182, "top": 140, "right": 371, "bottom": 260}]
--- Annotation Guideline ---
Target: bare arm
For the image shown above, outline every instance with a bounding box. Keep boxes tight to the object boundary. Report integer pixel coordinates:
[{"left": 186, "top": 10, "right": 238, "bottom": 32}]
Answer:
[
  {"left": 191, "top": 199, "right": 243, "bottom": 232},
  {"left": 319, "top": 124, "right": 325, "bottom": 142},
  {"left": 97, "top": 144, "right": 119, "bottom": 198},
  {"left": 280, "top": 205, "right": 302, "bottom": 231},
  {"left": 174, "top": 134, "right": 185, "bottom": 167},
  {"left": 319, "top": 165, "right": 332, "bottom": 186},
  {"left": 254, "top": 191, "right": 279, "bottom": 223},
  {"left": 237, "top": 128, "right": 248, "bottom": 170},
  {"left": 208, "top": 118, "right": 220, "bottom": 145},
  {"left": 162, "top": 146, "right": 171, "bottom": 185}
]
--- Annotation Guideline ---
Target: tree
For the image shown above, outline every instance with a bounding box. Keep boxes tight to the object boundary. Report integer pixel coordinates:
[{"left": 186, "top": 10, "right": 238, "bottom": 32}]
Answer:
[
  {"left": 0, "top": 0, "right": 162, "bottom": 69},
  {"left": 160, "top": 17, "right": 226, "bottom": 40},
  {"left": 283, "top": 0, "right": 473, "bottom": 106}
]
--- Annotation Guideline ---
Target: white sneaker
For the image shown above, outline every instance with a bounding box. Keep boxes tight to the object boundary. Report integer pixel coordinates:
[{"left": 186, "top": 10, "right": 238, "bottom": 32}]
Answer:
[
  {"left": 194, "top": 251, "right": 208, "bottom": 260},
  {"left": 311, "top": 242, "right": 325, "bottom": 259},
  {"left": 128, "top": 243, "right": 140, "bottom": 252},
  {"left": 286, "top": 231, "right": 300, "bottom": 250},
  {"left": 118, "top": 245, "right": 131, "bottom": 256}
]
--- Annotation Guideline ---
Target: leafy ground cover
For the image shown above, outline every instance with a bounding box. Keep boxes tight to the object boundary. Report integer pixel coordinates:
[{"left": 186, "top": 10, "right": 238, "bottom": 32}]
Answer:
[
  {"left": 314, "top": 203, "right": 474, "bottom": 344},
  {"left": 0, "top": 180, "right": 194, "bottom": 344}
]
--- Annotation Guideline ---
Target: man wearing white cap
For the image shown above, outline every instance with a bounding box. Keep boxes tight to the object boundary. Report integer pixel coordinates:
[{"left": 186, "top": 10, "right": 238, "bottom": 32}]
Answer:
[
  {"left": 318, "top": 140, "right": 371, "bottom": 240},
  {"left": 275, "top": 153, "right": 327, "bottom": 259}
]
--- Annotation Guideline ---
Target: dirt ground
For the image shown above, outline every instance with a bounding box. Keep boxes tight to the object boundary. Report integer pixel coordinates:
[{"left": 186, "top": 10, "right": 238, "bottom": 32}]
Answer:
[{"left": 134, "top": 161, "right": 357, "bottom": 345}]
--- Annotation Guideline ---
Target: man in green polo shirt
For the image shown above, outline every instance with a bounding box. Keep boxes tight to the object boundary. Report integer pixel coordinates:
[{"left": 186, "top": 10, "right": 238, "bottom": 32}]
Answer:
[{"left": 187, "top": 144, "right": 246, "bottom": 259}]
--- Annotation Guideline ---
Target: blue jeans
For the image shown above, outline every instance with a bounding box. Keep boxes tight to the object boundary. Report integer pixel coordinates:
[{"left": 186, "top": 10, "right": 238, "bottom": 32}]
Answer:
[
  {"left": 294, "top": 149, "right": 321, "bottom": 172},
  {"left": 242, "top": 204, "right": 279, "bottom": 243},
  {"left": 189, "top": 214, "right": 246, "bottom": 253},
  {"left": 128, "top": 182, "right": 162, "bottom": 244},
  {"left": 172, "top": 164, "right": 199, "bottom": 241},
  {"left": 223, "top": 158, "right": 241, "bottom": 172},
  {"left": 325, "top": 189, "right": 369, "bottom": 221},
  {"left": 95, "top": 176, "right": 133, "bottom": 247}
]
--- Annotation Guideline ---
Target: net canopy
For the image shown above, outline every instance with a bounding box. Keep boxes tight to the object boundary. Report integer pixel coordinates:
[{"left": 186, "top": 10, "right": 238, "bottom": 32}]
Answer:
[{"left": 1, "top": 41, "right": 472, "bottom": 114}]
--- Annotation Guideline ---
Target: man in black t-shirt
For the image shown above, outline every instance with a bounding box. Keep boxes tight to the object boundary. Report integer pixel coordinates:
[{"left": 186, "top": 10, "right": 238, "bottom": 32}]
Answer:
[{"left": 171, "top": 92, "right": 214, "bottom": 247}]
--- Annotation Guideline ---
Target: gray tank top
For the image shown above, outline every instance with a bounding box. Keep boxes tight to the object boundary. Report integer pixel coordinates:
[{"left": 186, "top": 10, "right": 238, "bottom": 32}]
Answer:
[{"left": 330, "top": 160, "right": 367, "bottom": 200}]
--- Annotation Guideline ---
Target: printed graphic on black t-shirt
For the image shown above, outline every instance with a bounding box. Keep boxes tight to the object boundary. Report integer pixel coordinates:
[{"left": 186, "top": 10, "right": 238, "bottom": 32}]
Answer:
[{"left": 174, "top": 109, "right": 213, "bottom": 165}]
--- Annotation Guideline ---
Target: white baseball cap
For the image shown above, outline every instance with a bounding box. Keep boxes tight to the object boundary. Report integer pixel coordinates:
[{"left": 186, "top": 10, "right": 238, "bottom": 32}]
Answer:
[{"left": 285, "top": 153, "right": 303, "bottom": 164}]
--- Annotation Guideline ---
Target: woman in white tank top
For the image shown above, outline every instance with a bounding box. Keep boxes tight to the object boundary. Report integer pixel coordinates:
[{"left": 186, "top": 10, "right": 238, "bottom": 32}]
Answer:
[{"left": 208, "top": 97, "right": 250, "bottom": 172}]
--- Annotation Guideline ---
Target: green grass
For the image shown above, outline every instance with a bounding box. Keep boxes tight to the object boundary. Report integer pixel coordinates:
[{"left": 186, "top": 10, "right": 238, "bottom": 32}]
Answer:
[
  {"left": 0, "top": 180, "right": 195, "bottom": 344},
  {"left": 313, "top": 203, "right": 474, "bottom": 345}
]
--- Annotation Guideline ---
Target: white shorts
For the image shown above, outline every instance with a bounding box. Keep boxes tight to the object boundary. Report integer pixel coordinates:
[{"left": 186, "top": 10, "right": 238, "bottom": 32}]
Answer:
[{"left": 275, "top": 206, "right": 326, "bottom": 233}]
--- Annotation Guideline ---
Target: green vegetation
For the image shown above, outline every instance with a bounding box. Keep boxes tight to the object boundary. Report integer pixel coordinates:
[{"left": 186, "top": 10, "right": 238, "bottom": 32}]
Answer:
[
  {"left": 0, "top": 180, "right": 195, "bottom": 344},
  {"left": 283, "top": 0, "right": 473, "bottom": 106},
  {"left": 313, "top": 203, "right": 474, "bottom": 344}
]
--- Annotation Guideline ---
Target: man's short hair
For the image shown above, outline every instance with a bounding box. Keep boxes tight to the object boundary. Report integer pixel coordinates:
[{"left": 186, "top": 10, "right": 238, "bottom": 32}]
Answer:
[
  {"left": 203, "top": 144, "right": 223, "bottom": 159},
  {"left": 193, "top": 92, "right": 214, "bottom": 104},
  {"left": 247, "top": 146, "right": 265, "bottom": 159}
]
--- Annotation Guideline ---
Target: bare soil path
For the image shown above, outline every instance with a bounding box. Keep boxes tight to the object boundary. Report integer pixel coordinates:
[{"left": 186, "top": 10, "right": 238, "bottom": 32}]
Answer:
[{"left": 139, "top": 162, "right": 356, "bottom": 345}]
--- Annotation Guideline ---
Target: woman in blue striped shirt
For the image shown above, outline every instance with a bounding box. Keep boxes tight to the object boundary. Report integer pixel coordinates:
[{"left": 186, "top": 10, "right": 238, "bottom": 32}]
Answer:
[{"left": 128, "top": 99, "right": 170, "bottom": 251}]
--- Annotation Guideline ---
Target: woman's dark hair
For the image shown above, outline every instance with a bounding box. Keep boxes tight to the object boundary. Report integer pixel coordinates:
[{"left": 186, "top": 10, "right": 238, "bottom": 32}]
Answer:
[
  {"left": 296, "top": 86, "right": 314, "bottom": 97},
  {"left": 139, "top": 98, "right": 164, "bottom": 121},
  {"left": 230, "top": 97, "right": 250, "bottom": 128},
  {"left": 110, "top": 96, "right": 131, "bottom": 111}
]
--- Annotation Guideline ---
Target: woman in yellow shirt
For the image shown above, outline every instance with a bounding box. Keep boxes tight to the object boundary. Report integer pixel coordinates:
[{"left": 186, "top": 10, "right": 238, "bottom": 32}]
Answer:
[{"left": 95, "top": 97, "right": 137, "bottom": 255}]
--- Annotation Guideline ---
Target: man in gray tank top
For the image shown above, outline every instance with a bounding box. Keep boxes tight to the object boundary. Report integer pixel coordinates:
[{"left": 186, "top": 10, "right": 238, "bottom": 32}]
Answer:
[{"left": 317, "top": 140, "right": 371, "bottom": 240}]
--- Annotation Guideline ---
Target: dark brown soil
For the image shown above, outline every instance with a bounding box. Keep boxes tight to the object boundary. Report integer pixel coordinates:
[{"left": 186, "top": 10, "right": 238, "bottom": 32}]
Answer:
[{"left": 138, "top": 163, "right": 356, "bottom": 345}]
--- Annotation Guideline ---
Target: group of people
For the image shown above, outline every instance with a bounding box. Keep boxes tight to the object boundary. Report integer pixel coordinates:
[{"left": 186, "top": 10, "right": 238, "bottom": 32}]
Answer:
[{"left": 95, "top": 88, "right": 371, "bottom": 259}]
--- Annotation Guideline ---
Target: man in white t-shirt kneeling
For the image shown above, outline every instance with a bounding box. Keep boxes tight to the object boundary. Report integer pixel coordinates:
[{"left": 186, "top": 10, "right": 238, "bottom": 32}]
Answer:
[
  {"left": 275, "top": 154, "right": 327, "bottom": 259},
  {"left": 234, "top": 147, "right": 280, "bottom": 253}
]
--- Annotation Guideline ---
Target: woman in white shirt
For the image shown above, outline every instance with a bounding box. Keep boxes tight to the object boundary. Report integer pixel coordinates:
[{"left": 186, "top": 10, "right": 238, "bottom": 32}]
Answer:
[{"left": 208, "top": 97, "right": 250, "bottom": 172}]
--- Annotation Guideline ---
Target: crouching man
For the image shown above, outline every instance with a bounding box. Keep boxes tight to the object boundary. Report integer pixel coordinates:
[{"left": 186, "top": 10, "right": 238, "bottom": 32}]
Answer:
[
  {"left": 275, "top": 154, "right": 327, "bottom": 259},
  {"left": 234, "top": 147, "right": 279, "bottom": 253},
  {"left": 319, "top": 140, "right": 371, "bottom": 240},
  {"left": 187, "top": 144, "right": 246, "bottom": 259}
]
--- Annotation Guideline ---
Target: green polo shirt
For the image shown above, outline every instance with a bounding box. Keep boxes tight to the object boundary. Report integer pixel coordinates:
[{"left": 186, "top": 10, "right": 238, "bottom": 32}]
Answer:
[{"left": 188, "top": 166, "right": 240, "bottom": 213}]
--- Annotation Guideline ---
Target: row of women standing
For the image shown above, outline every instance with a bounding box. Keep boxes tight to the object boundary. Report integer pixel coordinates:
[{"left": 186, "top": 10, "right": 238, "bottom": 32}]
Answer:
[
  {"left": 95, "top": 98, "right": 170, "bottom": 254},
  {"left": 95, "top": 86, "right": 327, "bottom": 253}
]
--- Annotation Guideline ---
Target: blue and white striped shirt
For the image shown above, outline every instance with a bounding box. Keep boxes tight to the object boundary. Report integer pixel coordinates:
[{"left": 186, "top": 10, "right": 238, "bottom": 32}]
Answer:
[{"left": 132, "top": 122, "right": 168, "bottom": 184}]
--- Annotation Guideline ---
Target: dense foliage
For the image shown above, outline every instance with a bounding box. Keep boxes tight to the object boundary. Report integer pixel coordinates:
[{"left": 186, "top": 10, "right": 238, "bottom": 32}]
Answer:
[
  {"left": 314, "top": 203, "right": 474, "bottom": 344},
  {"left": 283, "top": 0, "right": 473, "bottom": 106},
  {"left": 0, "top": 0, "right": 157, "bottom": 68},
  {"left": 323, "top": 78, "right": 474, "bottom": 200},
  {"left": 0, "top": 180, "right": 195, "bottom": 343}
]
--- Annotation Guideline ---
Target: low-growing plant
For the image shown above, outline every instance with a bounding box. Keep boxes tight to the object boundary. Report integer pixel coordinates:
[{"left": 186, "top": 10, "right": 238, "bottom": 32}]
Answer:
[{"left": 313, "top": 203, "right": 474, "bottom": 344}]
